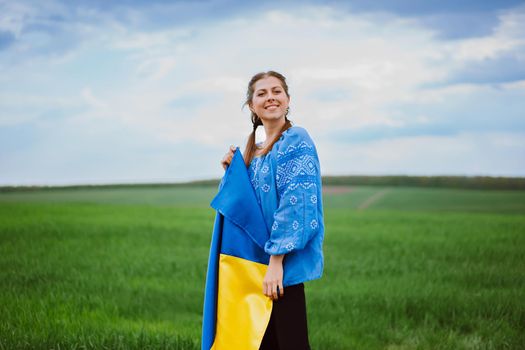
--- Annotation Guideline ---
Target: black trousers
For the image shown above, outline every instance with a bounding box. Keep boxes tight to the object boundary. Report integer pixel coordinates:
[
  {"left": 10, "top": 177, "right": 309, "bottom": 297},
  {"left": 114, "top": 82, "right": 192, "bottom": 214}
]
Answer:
[{"left": 259, "top": 283, "right": 311, "bottom": 350}]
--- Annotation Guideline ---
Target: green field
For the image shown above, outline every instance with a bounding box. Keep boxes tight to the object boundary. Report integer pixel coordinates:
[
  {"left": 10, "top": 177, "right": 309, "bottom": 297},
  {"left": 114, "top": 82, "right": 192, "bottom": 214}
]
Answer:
[{"left": 0, "top": 185, "right": 524, "bottom": 349}]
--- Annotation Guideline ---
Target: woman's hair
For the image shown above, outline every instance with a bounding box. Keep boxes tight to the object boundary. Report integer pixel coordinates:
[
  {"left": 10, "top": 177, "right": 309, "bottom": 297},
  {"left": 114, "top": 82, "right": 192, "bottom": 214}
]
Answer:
[{"left": 241, "top": 70, "right": 293, "bottom": 167}]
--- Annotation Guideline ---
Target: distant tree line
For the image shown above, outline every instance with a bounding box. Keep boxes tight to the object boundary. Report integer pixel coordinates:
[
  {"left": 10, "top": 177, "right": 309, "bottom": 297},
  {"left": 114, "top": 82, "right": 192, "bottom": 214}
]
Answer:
[
  {"left": 1, "top": 175, "right": 524, "bottom": 192},
  {"left": 321, "top": 175, "right": 525, "bottom": 190}
]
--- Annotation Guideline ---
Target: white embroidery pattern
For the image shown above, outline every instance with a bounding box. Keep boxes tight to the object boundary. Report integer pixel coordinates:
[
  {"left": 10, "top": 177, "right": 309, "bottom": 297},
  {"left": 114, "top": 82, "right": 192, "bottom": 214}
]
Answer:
[
  {"left": 276, "top": 140, "right": 317, "bottom": 196},
  {"left": 310, "top": 219, "right": 318, "bottom": 229},
  {"left": 262, "top": 184, "right": 270, "bottom": 192},
  {"left": 287, "top": 182, "right": 317, "bottom": 192},
  {"left": 249, "top": 157, "right": 261, "bottom": 190},
  {"left": 272, "top": 221, "right": 278, "bottom": 231},
  {"left": 285, "top": 242, "right": 295, "bottom": 251},
  {"left": 292, "top": 220, "right": 299, "bottom": 230},
  {"left": 276, "top": 140, "right": 314, "bottom": 159},
  {"left": 261, "top": 165, "right": 269, "bottom": 174},
  {"left": 310, "top": 194, "right": 317, "bottom": 204},
  {"left": 289, "top": 195, "right": 297, "bottom": 205}
]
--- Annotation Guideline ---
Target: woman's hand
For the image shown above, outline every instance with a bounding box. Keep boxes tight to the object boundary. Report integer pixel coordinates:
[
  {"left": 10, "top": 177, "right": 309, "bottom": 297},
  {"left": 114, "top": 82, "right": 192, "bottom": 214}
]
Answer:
[
  {"left": 263, "top": 254, "right": 285, "bottom": 300},
  {"left": 220, "top": 145, "right": 237, "bottom": 170}
]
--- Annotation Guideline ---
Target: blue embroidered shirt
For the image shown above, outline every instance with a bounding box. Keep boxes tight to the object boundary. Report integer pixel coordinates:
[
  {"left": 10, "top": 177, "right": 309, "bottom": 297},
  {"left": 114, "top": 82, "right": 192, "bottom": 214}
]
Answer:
[{"left": 246, "top": 125, "right": 324, "bottom": 287}]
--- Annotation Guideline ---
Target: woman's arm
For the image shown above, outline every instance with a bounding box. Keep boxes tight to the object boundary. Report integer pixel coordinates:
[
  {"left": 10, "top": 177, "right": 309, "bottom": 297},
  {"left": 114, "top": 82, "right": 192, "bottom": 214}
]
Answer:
[
  {"left": 263, "top": 254, "right": 285, "bottom": 300},
  {"left": 262, "top": 127, "right": 322, "bottom": 298},
  {"left": 263, "top": 128, "right": 321, "bottom": 255}
]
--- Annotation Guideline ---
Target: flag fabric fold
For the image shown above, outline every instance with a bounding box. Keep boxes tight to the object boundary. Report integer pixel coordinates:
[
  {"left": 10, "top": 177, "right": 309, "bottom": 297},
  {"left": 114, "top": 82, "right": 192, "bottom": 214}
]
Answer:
[{"left": 202, "top": 148, "right": 272, "bottom": 350}]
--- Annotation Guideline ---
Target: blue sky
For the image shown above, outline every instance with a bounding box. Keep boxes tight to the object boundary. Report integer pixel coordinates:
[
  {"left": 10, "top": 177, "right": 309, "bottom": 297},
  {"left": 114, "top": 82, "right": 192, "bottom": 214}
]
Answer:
[{"left": 1, "top": 0, "right": 524, "bottom": 185}]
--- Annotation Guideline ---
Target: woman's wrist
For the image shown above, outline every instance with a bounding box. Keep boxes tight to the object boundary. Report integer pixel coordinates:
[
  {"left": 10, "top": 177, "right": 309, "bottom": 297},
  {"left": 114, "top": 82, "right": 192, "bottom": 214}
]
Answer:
[{"left": 269, "top": 254, "right": 285, "bottom": 264}]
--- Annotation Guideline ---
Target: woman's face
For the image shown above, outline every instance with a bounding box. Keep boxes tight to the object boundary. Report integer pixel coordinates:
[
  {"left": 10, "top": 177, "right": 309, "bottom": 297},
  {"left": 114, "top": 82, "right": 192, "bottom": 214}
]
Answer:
[{"left": 249, "top": 76, "right": 290, "bottom": 124}]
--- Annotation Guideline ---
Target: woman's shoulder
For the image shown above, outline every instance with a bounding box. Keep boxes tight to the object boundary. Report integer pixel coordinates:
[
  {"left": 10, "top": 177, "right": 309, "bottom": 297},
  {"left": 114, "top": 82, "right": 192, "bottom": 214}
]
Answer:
[
  {"left": 271, "top": 125, "right": 318, "bottom": 163},
  {"left": 278, "top": 125, "right": 316, "bottom": 149},
  {"left": 281, "top": 125, "right": 309, "bottom": 137}
]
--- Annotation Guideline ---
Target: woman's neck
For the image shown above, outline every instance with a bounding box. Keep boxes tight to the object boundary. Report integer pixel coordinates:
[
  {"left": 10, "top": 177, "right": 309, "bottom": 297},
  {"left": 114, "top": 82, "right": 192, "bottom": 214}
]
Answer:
[{"left": 261, "top": 118, "right": 286, "bottom": 146}]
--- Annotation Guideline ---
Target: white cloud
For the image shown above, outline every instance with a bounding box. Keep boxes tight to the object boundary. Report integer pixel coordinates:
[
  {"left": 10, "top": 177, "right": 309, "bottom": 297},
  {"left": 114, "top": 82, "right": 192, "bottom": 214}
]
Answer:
[
  {"left": 446, "top": 5, "right": 525, "bottom": 62},
  {"left": 136, "top": 56, "right": 178, "bottom": 81},
  {"left": 81, "top": 87, "right": 107, "bottom": 110}
]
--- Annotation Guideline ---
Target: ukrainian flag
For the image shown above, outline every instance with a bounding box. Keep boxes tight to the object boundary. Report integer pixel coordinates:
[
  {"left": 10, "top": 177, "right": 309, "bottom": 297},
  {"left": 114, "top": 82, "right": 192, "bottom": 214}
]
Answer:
[{"left": 201, "top": 148, "right": 272, "bottom": 350}]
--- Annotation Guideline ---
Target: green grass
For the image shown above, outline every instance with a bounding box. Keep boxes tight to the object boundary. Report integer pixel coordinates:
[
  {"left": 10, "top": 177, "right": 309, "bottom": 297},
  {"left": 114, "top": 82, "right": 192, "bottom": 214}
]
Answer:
[{"left": 0, "top": 186, "right": 524, "bottom": 349}]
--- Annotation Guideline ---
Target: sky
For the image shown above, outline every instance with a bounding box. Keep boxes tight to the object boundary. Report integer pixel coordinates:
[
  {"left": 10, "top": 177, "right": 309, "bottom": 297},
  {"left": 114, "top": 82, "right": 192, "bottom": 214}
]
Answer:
[{"left": 1, "top": 0, "right": 524, "bottom": 186}]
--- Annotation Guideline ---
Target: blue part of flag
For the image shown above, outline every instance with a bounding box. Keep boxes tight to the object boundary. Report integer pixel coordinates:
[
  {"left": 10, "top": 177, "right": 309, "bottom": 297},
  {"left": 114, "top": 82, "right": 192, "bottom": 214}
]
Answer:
[
  {"left": 210, "top": 148, "right": 269, "bottom": 250},
  {"left": 201, "top": 213, "right": 223, "bottom": 350}
]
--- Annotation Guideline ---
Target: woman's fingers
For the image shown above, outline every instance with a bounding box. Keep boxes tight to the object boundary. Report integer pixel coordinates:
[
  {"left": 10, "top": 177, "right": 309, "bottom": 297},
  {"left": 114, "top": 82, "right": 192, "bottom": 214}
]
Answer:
[
  {"left": 271, "top": 284, "right": 284, "bottom": 300},
  {"left": 263, "top": 281, "right": 272, "bottom": 299},
  {"left": 263, "top": 283, "right": 270, "bottom": 299},
  {"left": 263, "top": 281, "right": 284, "bottom": 301},
  {"left": 220, "top": 145, "right": 237, "bottom": 170},
  {"left": 221, "top": 155, "right": 232, "bottom": 170},
  {"left": 272, "top": 283, "right": 278, "bottom": 300}
]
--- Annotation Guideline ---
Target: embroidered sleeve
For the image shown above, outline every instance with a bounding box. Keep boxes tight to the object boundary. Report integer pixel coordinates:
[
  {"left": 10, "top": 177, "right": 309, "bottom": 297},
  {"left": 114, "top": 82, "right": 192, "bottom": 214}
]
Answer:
[{"left": 264, "top": 128, "right": 322, "bottom": 255}]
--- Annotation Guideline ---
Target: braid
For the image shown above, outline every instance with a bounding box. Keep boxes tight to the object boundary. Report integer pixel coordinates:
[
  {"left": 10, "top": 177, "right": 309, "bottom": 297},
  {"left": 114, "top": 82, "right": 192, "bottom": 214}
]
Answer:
[{"left": 252, "top": 113, "right": 263, "bottom": 130}]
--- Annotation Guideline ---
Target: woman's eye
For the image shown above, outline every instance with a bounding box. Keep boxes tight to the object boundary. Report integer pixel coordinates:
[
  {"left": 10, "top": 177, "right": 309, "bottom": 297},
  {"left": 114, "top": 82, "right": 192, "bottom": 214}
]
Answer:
[{"left": 257, "top": 90, "right": 281, "bottom": 96}]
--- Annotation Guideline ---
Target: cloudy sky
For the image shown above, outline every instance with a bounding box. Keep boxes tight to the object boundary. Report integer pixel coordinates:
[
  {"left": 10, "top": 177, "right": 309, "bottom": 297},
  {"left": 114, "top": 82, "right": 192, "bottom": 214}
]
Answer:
[{"left": 1, "top": 0, "right": 524, "bottom": 186}]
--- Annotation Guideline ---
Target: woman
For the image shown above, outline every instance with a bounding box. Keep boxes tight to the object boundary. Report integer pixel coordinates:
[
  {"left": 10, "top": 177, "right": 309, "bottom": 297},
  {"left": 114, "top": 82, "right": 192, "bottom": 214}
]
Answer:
[{"left": 220, "top": 71, "right": 325, "bottom": 350}]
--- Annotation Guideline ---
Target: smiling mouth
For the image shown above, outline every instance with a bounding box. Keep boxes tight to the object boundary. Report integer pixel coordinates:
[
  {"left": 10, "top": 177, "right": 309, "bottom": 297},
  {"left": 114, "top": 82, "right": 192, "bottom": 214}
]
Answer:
[{"left": 265, "top": 105, "right": 279, "bottom": 109}]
